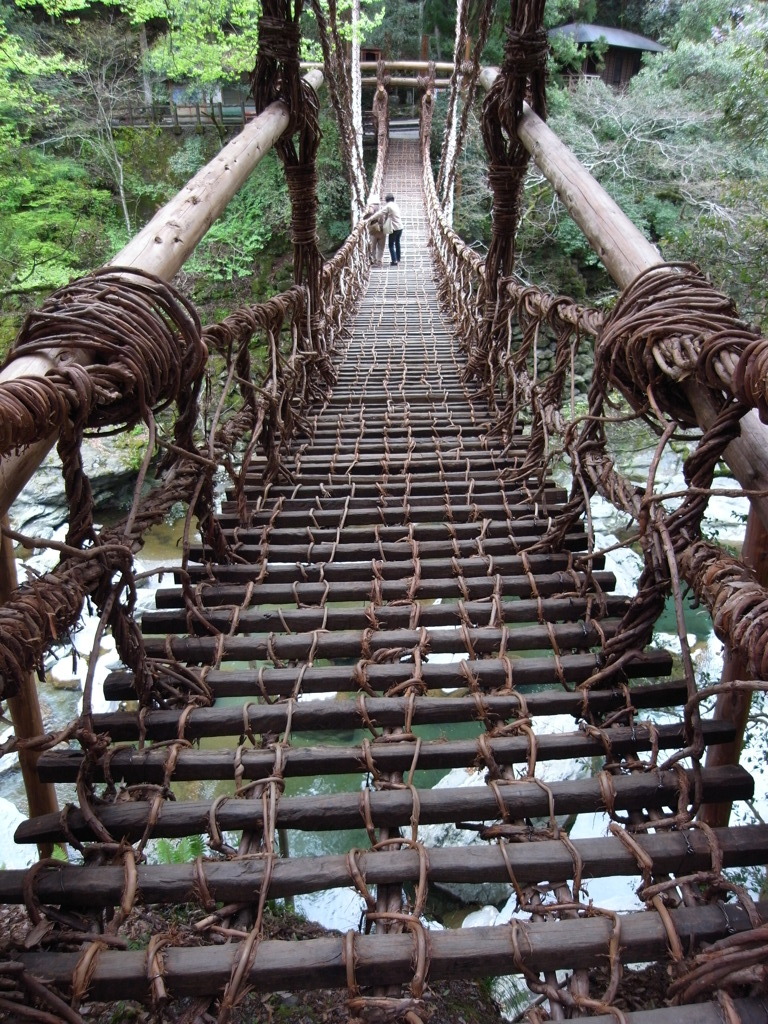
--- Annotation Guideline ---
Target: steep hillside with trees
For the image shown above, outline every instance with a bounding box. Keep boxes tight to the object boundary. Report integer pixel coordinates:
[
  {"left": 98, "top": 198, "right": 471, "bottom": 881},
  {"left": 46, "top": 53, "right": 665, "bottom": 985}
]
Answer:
[
  {"left": 0, "top": 0, "right": 355, "bottom": 350},
  {"left": 2, "top": 0, "right": 767, "bottom": 352},
  {"left": 452, "top": 0, "right": 768, "bottom": 327}
]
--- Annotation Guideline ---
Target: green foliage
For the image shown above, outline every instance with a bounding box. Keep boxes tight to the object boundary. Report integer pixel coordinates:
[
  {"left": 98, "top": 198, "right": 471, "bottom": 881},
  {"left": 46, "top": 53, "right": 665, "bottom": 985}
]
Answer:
[
  {"left": 721, "top": 23, "right": 768, "bottom": 143},
  {"left": 186, "top": 156, "right": 289, "bottom": 280},
  {"left": 452, "top": 0, "right": 768, "bottom": 325},
  {"left": 364, "top": 0, "right": 420, "bottom": 61},
  {"left": 315, "top": 112, "right": 353, "bottom": 248},
  {"left": 145, "top": 0, "right": 262, "bottom": 86},
  {"left": 113, "top": 423, "right": 151, "bottom": 471},
  {"left": 153, "top": 833, "right": 207, "bottom": 864},
  {"left": 650, "top": 38, "right": 737, "bottom": 103},
  {"left": 0, "top": 146, "right": 114, "bottom": 324},
  {"left": 548, "top": 30, "right": 588, "bottom": 77},
  {"left": 0, "top": 0, "right": 353, "bottom": 332},
  {"left": 546, "top": 0, "right": 587, "bottom": 28},
  {"left": 591, "top": 0, "right": 646, "bottom": 31},
  {"left": 167, "top": 134, "right": 209, "bottom": 182},
  {"left": 642, "top": 0, "right": 734, "bottom": 45},
  {"left": 0, "top": 5, "right": 74, "bottom": 146}
]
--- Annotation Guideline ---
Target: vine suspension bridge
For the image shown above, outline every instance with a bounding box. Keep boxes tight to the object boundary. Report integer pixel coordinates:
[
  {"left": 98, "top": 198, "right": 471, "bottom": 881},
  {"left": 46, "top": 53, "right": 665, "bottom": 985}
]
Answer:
[{"left": 0, "top": 2, "right": 768, "bottom": 1022}]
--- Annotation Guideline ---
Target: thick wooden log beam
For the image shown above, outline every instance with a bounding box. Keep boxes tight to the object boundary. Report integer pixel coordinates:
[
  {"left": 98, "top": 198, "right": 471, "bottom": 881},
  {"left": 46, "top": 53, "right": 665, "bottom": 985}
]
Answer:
[
  {"left": 361, "top": 77, "right": 452, "bottom": 87},
  {"left": 477, "top": 68, "right": 768, "bottom": 533},
  {"left": 585, "top": 1003, "right": 768, "bottom": 1024},
  {"left": 16, "top": 901, "right": 768, "bottom": 1001},
  {"left": 2, "top": 824, "right": 766, "bottom": 906},
  {"left": 14, "top": 765, "right": 752, "bottom": 845},
  {"left": 302, "top": 60, "right": 456, "bottom": 72},
  {"left": 0, "top": 69, "right": 324, "bottom": 523}
]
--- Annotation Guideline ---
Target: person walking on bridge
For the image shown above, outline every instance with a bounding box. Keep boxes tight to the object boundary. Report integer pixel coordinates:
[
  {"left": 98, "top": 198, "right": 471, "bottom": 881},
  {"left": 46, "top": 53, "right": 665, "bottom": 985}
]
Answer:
[
  {"left": 382, "top": 193, "right": 403, "bottom": 266},
  {"left": 364, "top": 193, "right": 404, "bottom": 267},
  {"left": 365, "top": 194, "right": 387, "bottom": 267}
]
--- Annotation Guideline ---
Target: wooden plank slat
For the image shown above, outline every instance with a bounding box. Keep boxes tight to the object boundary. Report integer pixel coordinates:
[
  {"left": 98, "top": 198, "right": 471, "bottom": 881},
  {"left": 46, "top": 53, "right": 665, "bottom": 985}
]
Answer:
[
  {"left": 3, "top": 824, "right": 766, "bottom": 906},
  {"left": 37, "top": 720, "right": 735, "bottom": 783},
  {"left": 142, "top": 595, "right": 629, "bottom": 634},
  {"left": 227, "top": 483, "right": 568, "bottom": 503},
  {"left": 91, "top": 681, "right": 690, "bottom": 741},
  {"left": 153, "top": 569, "right": 618, "bottom": 608},
  {"left": 220, "top": 501, "right": 569, "bottom": 528},
  {"left": 103, "top": 649, "right": 673, "bottom": 700},
  {"left": 16, "top": 902, "right": 768, "bottom": 1001},
  {"left": 140, "top": 620, "right": 623, "bottom": 663},
  {"left": 15, "top": 765, "right": 752, "bottom": 844},
  {"left": 192, "top": 532, "right": 588, "bottom": 563},
  {"left": 209, "top": 519, "right": 585, "bottom": 543},
  {"left": 177, "top": 551, "right": 608, "bottom": 584},
  {"left": 233, "top": 477, "right": 555, "bottom": 498}
]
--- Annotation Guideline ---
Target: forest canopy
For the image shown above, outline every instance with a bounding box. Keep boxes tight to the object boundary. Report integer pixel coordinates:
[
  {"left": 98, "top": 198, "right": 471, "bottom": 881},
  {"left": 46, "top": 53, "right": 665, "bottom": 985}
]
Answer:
[{"left": 1, "top": 0, "right": 767, "bottom": 352}]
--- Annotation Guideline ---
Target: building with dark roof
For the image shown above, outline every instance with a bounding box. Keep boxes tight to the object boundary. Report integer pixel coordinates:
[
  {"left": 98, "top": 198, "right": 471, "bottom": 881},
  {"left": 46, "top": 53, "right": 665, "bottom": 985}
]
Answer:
[{"left": 549, "top": 23, "right": 666, "bottom": 88}]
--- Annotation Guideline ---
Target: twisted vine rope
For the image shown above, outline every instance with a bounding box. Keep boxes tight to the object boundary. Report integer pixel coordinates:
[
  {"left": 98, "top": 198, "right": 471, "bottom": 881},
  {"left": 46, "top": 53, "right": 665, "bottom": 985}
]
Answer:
[
  {"left": 436, "top": 0, "right": 497, "bottom": 220},
  {"left": 308, "top": 0, "right": 368, "bottom": 216}
]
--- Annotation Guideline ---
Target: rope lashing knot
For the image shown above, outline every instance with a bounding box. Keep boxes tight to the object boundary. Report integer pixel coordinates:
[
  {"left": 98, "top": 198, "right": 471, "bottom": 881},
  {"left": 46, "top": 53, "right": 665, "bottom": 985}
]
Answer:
[
  {"left": 1, "top": 267, "right": 205, "bottom": 451},
  {"left": 284, "top": 162, "right": 321, "bottom": 246},
  {"left": 502, "top": 27, "right": 549, "bottom": 77},
  {"left": 255, "top": 14, "right": 301, "bottom": 83},
  {"left": 487, "top": 164, "right": 529, "bottom": 233},
  {"left": 597, "top": 262, "right": 762, "bottom": 427}
]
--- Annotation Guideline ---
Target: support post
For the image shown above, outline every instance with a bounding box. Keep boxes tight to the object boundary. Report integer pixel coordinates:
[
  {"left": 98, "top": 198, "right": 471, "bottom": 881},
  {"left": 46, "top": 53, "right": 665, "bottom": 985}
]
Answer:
[
  {"left": 0, "top": 519, "right": 57, "bottom": 856},
  {"left": 700, "top": 511, "right": 768, "bottom": 827}
]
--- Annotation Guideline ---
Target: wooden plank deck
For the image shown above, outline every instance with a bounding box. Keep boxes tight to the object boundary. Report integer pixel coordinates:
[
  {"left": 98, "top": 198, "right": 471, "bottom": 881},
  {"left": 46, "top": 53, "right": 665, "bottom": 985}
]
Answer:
[{"left": 8, "top": 135, "right": 768, "bottom": 1020}]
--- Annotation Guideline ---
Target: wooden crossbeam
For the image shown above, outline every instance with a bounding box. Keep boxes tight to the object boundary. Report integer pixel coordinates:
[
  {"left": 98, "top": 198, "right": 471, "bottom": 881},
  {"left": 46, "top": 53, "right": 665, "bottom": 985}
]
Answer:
[
  {"left": 38, "top": 720, "right": 734, "bottom": 783},
  {"left": 177, "top": 551, "right": 608, "bottom": 584},
  {"left": 142, "top": 595, "right": 631, "bottom": 634},
  {"left": 103, "top": 650, "right": 673, "bottom": 701},
  {"left": 3, "top": 825, "right": 766, "bottom": 906},
  {"left": 153, "top": 569, "right": 619, "bottom": 608},
  {"left": 141, "top": 621, "right": 623, "bottom": 663},
  {"left": 16, "top": 765, "right": 752, "bottom": 844},
  {"left": 17, "top": 902, "right": 768, "bottom": 1001},
  {"left": 90, "top": 682, "right": 690, "bottom": 741}
]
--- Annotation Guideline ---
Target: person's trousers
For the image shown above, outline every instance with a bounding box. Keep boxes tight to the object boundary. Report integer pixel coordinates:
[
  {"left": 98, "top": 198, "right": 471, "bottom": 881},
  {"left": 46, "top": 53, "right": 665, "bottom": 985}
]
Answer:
[{"left": 388, "top": 230, "right": 402, "bottom": 264}]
